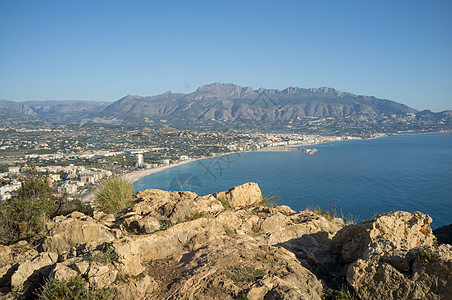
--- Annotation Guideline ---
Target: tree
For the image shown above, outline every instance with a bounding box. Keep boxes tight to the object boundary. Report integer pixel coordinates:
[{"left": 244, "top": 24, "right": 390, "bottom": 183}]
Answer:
[{"left": 0, "top": 169, "right": 55, "bottom": 244}]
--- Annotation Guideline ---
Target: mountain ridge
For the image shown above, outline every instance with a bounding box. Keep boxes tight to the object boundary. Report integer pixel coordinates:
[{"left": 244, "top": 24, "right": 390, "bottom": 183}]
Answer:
[{"left": 1, "top": 83, "right": 450, "bottom": 133}]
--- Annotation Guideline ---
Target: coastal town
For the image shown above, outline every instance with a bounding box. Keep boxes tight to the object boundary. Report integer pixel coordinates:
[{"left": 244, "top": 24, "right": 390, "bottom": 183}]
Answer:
[{"left": 0, "top": 124, "right": 365, "bottom": 201}]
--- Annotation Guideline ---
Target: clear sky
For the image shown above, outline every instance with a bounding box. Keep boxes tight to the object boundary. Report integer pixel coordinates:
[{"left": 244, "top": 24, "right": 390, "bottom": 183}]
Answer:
[{"left": 1, "top": 0, "right": 451, "bottom": 111}]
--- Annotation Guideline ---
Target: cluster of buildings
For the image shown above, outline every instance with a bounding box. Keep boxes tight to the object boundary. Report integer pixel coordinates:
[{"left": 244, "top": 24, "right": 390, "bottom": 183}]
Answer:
[
  {"left": 226, "top": 134, "right": 361, "bottom": 152},
  {"left": 0, "top": 165, "right": 112, "bottom": 200}
]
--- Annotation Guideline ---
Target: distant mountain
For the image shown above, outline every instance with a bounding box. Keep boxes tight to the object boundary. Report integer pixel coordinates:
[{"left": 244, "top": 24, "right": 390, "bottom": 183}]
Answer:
[
  {"left": 0, "top": 100, "right": 109, "bottom": 124},
  {"left": 1, "top": 83, "right": 450, "bottom": 133},
  {"left": 93, "top": 83, "right": 418, "bottom": 123}
]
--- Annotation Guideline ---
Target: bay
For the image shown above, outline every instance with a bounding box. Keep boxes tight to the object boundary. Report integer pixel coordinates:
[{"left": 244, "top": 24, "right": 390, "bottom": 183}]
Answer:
[{"left": 134, "top": 133, "right": 452, "bottom": 229}]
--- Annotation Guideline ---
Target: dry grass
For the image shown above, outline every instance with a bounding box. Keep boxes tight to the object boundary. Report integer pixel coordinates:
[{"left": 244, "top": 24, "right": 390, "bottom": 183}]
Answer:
[{"left": 95, "top": 176, "right": 134, "bottom": 215}]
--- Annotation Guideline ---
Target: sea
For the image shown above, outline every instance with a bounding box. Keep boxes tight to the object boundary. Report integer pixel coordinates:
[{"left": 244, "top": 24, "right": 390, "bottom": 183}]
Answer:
[{"left": 134, "top": 133, "right": 452, "bottom": 229}]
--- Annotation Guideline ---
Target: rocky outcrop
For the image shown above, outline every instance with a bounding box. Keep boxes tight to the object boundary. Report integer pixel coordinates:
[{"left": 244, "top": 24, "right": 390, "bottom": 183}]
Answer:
[
  {"left": 10, "top": 252, "right": 58, "bottom": 295},
  {"left": 40, "top": 211, "right": 115, "bottom": 253},
  {"left": 333, "top": 211, "right": 450, "bottom": 300},
  {"left": 213, "top": 182, "right": 262, "bottom": 209},
  {"left": 347, "top": 244, "right": 452, "bottom": 300},
  {"left": 332, "top": 211, "right": 434, "bottom": 263},
  {"left": 0, "top": 182, "right": 450, "bottom": 299}
]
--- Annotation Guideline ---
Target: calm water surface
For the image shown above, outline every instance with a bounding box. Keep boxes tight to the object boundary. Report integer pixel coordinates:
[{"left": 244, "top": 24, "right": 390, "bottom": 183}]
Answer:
[{"left": 135, "top": 134, "right": 452, "bottom": 229}]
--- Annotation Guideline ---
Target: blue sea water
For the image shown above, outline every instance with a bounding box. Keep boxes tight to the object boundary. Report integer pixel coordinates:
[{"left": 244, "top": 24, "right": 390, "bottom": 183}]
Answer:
[{"left": 135, "top": 134, "right": 452, "bottom": 229}]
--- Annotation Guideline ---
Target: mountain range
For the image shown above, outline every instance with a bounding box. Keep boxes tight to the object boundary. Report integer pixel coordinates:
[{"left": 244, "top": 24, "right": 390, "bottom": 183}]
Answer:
[{"left": 1, "top": 83, "right": 450, "bottom": 131}]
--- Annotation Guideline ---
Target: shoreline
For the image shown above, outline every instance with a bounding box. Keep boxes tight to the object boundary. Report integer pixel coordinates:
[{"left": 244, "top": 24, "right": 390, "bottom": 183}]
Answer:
[
  {"left": 124, "top": 131, "right": 451, "bottom": 184},
  {"left": 125, "top": 137, "right": 369, "bottom": 184}
]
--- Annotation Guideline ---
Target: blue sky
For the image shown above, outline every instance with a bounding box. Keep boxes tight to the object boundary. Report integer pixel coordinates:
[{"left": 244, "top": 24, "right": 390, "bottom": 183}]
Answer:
[{"left": 0, "top": 0, "right": 451, "bottom": 111}]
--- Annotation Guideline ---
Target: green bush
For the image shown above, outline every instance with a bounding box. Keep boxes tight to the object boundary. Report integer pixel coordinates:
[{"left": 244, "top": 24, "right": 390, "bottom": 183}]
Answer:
[
  {"left": 37, "top": 275, "right": 111, "bottom": 300},
  {"left": 224, "top": 225, "right": 235, "bottom": 235},
  {"left": 0, "top": 169, "right": 55, "bottom": 244},
  {"left": 95, "top": 176, "right": 134, "bottom": 215},
  {"left": 414, "top": 248, "right": 440, "bottom": 265}
]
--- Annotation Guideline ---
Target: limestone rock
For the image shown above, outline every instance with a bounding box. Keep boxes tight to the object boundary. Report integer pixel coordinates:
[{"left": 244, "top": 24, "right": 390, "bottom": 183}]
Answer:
[
  {"left": 131, "top": 189, "right": 223, "bottom": 224},
  {"left": 153, "top": 235, "right": 323, "bottom": 299},
  {"left": 122, "top": 214, "right": 160, "bottom": 234},
  {"left": 50, "top": 263, "right": 79, "bottom": 281},
  {"left": 11, "top": 252, "right": 58, "bottom": 293},
  {"left": 1, "top": 184, "right": 450, "bottom": 300},
  {"left": 347, "top": 245, "right": 452, "bottom": 300},
  {"left": 112, "top": 275, "right": 157, "bottom": 300},
  {"left": 87, "top": 263, "right": 118, "bottom": 289},
  {"left": 214, "top": 182, "right": 262, "bottom": 209},
  {"left": 0, "top": 246, "right": 11, "bottom": 267},
  {"left": 332, "top": 211, "right": 434, "bottom": 263},
  {"left": 40, "top": 211, "right": 115, "bottom": 253}
]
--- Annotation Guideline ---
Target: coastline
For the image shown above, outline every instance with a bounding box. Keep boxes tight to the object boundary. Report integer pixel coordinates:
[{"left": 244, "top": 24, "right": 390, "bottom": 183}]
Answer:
[
  {"left": 127, "top": 131, "right": 452, "bottom": 185},
  {"left": 125, "top": 137, "right": 369, "bottom": 184},
  {"left": 124, "top": 155, "right": 232, "bottom": 183}
]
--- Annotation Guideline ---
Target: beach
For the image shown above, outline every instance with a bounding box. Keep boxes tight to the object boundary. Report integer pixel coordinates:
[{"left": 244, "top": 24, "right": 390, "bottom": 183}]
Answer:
[{"left": 123, "top": 157, "right": 208, "bottom": 183}]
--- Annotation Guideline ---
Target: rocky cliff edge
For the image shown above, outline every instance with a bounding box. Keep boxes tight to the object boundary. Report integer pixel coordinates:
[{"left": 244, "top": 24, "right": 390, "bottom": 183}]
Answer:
[{"left": 0, "top": 182, "right": 450, "bottom": 299}]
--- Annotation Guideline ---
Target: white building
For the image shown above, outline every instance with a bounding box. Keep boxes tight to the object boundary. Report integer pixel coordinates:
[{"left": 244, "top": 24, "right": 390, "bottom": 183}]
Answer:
[
  {"left": 57, "top": 183, "right": 78, "bottom": 195},
  {"left": 0, "top": 181, "right": 21, "bottom": 200},
  {"left": 136, "top": 153, "right": 145, "bottom": 167},
  {"left": 7, "top": 166, "right": 20, "bottom": 174}
]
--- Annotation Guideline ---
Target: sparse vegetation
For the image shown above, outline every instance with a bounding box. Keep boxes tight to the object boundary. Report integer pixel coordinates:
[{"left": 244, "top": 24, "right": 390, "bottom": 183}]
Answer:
[
  {"left": 259, "top": 193, "right": 280, "bottom": 208},
  {"left": 84, "top": 244, "right": 118, "bottom": 265},
  {"left": 224, "top": 225, "right": 235, "bottom": 235},
  {"left": 322, "top": 284, "right": 358, "bottom": 300},
  {"left": 218, "top": 196, "right": 230, "bottom": 210},
  {"left": 159, "top": 219, "right": 173, "bottom": 231},
  {"left": 59, "top": 199, "right": 94, "bottom": 217},
  {"left": 223, "top": 266, "right": 265, "bottom": 284},
  {"left": 343, "top": 213, "right": 360, "bottom": 225},
  {"left": 183, "top": 211, "right": 205, "bottom": 222},
  {"left": 36, "top": 275, "right": 111, "bottom": 300},
  {"left": 414, "top": 247, "right": 440, "bottom": 265},
  {"left": 95, "top": 176, "right": 134, "bottom": 215},
  {"left": 309, "top": 206, "right": 334, "bottom": 221},
  {"left": 250, "top": 222, "right": 264, "bottom": 237}
]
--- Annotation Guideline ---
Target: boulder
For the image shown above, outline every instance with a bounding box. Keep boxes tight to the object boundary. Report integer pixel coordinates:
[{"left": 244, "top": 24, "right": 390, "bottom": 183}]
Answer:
[
  {"left": 40, "top": 211, "right": 115, "bottom": 253},
  {"left": 112, "top": 275, "right": 157, "bottom": 300},
  {"left": 130, "top": 189, "right": 223, "bottom": 224},
  {"left": 347, "top": 245, "right": 452, "bottom": 300},
  {"left": 332, "top": 211, "right": 434, "bottom": 263},
  {"left": 10, "top": 252, "right": 58, "bottom": 293},
  {"left": 50, "top": 264, "right": 79, "bottom": 281},
  {"left": 122, "top": 214, "right": 160, "bottom": 234},
  {"left": 214, "top": 182, "right": 262, "bottom": 209},
  {"left": 87, "top": 263, "right": 118, "bottom": 290}
]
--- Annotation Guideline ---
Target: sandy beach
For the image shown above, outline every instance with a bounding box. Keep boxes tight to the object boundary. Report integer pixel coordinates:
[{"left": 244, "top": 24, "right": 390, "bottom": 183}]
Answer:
[{"left": 123, "top": 156, "right": 218, "bottom": 183}]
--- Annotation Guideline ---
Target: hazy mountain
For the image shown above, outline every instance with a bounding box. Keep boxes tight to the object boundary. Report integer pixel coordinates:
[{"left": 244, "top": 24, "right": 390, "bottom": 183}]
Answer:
[
  {"left": 1, "top": 83, "right": 450, "bottom": 130},
  {"left": 0, "top": 100, "right": 109, "bottom": 124}
]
